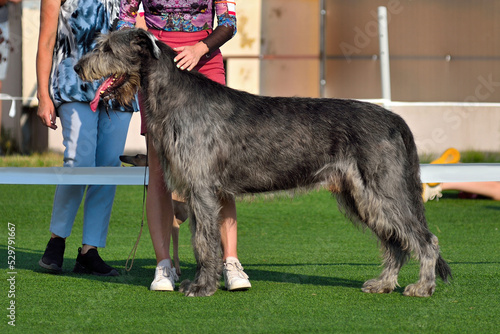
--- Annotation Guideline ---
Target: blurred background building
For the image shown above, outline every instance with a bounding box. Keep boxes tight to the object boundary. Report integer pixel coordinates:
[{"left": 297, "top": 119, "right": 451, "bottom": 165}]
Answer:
[{"left": 2, "top": 0, "right": 500, "bottom": 156}]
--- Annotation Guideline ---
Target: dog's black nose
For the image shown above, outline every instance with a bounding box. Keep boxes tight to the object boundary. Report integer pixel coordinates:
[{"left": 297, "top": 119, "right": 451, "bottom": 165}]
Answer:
[{"left": 74, "top": 63, "right": 81, "bottom": 74}]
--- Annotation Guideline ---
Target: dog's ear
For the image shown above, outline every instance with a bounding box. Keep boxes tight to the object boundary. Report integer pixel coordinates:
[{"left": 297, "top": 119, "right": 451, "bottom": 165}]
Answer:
[{"left": 134, "top": 29, "right": 161, "bottom": 59}]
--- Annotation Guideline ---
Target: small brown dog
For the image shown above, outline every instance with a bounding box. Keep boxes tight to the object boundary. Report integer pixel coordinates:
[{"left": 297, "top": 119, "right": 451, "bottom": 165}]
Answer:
[{"left": 120, "top": 154, "right": 188, "bottom": 276}]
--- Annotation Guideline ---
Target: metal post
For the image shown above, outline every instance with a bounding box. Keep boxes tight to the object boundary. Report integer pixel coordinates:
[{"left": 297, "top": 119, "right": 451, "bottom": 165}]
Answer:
[
  {"left": 378, "top": 6, "right": 391, "bottom": 102},
  {"left": 319, "top": 0, "right": 326, "bottom": 98}
]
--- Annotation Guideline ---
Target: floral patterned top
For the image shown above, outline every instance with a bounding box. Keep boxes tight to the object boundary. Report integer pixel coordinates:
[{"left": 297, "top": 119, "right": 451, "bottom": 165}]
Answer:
[
  {"left": 117, "top": 0, "right": 237, "bottom": 51},
  {"left": 50, "top": 0, "right": 137, "bottom": 111}
]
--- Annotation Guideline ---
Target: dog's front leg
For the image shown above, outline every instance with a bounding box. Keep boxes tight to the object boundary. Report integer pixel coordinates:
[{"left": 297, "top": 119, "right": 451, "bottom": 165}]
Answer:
[{"left": 179, "top": 188, "right": 222, "bottom": 297}]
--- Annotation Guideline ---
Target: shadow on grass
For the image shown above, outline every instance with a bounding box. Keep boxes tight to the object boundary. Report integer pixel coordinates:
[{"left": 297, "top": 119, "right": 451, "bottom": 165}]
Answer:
[
  {"left": 2, "top": 246, "right": 158, "bottom": 288},
  {"left": 441, "top": 192, "right": 500, "bottom": 209},
  {"left": 10, "top": 246, "right": 496, "bottom": 292},
  {"left": 6, "top": 246, "right": 370, "bottom": 290},
  {"left": 243, "top": 268, "right": 364, "bottom": 288}
]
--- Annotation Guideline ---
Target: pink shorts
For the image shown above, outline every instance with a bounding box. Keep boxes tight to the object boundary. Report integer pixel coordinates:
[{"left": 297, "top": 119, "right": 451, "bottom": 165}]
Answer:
[{"left": 140, "top": 29, "right": 226, "bottom": 135}]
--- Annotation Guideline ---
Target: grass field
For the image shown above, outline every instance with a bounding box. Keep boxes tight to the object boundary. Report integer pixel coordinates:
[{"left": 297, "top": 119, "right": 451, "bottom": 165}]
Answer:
[{"left": 1, "top": 154, "right": 499, "bottom": 333}]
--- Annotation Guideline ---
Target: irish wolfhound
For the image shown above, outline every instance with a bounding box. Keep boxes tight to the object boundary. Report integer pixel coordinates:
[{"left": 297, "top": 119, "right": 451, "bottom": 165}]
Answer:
[{"left": 75, "top": 28, "right": 451, "bottom": 297}]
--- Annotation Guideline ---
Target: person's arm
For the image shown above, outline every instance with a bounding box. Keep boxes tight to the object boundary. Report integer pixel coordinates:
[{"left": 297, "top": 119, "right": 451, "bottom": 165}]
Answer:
[
  {"left": 174, "top": 0, "right": 237, "bottom": 71},
  {"left": 201, "top": 0, "right": 237, "bottom": 53},
  {"left": 36, "top": 0, "right": 60, "bottom": 130}
]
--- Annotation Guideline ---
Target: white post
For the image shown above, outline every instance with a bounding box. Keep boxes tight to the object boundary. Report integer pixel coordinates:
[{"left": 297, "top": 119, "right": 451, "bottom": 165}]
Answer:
[{"left": 378, "top": 6, "right": 391, "bottom": 103}]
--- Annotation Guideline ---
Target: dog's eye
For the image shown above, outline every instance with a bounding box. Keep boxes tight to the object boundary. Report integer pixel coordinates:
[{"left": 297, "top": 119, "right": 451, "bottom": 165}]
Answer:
[{"left": 102, "top": 44, "right": 112, "bottom": 53}]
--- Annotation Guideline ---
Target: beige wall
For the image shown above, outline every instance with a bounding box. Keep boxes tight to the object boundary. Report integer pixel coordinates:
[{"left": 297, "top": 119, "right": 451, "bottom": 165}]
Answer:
[
  {"left": 325, "top": 0, "right": 500, "bottom": 102},
  {"left": 222, "top": 0, "right": 261, "bottom": 95},
  {"left": 21, "top": 4, "right": 38, "bottom": 106},
  {"left": 393, "top": 104, "right": 500, "bottom": 154},
  {"left": 260, "top": 0, "right": 320, "bottom": 97}
]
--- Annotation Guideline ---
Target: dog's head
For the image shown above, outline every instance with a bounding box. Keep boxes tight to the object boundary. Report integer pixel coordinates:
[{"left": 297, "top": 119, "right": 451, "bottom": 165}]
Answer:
[{"left": 75, "top": 28, "right": 161, "bottom": 111}]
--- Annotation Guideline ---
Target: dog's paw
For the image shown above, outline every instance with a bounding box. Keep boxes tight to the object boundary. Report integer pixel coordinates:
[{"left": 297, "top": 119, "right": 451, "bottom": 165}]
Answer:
[
  {"left": 179, "top": 279, "right": 216, "bottom": 297},
  {"left": 403, "top": 282, "right": 435, "bottom": 297},
  {"left": 361, "top": 279, "right": 395, "bottom": 294}
]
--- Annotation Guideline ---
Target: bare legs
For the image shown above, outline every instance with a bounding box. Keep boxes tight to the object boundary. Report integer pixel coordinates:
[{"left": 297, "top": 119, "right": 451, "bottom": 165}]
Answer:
[
  {"left": 441, "top": 182, "right": 500, "bottom": 201},
  {"left": 146, "top": 135, "right": 243, "bottom": 274},
  {"left": 219, "top": 197, "right": 238, "bottom": 261},
  {"left": 146, "top": 134, "right": 175, "bottom": 266}
]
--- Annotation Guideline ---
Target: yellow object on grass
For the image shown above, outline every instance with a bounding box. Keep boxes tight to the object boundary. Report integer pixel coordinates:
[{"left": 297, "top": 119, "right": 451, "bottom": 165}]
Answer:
[{"left": 428, "top": 148, "right": 461, "bottom": 187}]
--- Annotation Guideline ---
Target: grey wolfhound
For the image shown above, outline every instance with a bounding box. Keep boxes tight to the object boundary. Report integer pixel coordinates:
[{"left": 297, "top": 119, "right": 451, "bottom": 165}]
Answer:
[{"left": 75, "top": 28, "right": 451, "bottom": 297}]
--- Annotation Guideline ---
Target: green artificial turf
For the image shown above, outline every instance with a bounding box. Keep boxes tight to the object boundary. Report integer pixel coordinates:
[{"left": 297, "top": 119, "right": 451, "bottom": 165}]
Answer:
[{"left": 1, "top": 183, "right": 499, "bottom": 333}]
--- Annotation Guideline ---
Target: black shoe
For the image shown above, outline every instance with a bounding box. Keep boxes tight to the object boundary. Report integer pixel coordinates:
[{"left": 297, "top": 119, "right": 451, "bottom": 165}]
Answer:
[
  {"left": 39, "top": 237, "right": 65, "bottom": 274},
  {"left": 73, "top": 247, "right": 119, "bottom": 276}
]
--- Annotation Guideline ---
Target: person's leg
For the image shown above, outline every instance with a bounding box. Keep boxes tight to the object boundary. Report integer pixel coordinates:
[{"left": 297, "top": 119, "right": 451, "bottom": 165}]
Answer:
[
  {"left": 66, "top": 107, "right": 131, "bottom": 275},
  {"left": 220, "top": 197, "right": 251, "bottom": 291},
  {"left": 81, "top": 107, "right": 132, "bottom": 249},
  {"left": 72, "top": 107, "right": 131, "bottom": 276},
  {"left": 40, "top": 102, "right": 99, "bottom": 272},
  {"left": 146, "top": 134, "right": 178, "bottom": 290},
  {"left": 146, "top": 134, "right": 175, "bottom": 264},
  {"left": 50, "top": 102, "right": 99, "bottom": 239},
  {"left": 441, "top": 182, "right": 500, "bottom": 201},
  {"left": 220, "top": 197, "right": 238, "bottom": 261}
]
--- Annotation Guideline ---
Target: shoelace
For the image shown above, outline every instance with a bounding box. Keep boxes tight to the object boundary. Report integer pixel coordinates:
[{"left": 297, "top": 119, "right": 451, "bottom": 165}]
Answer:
[
  {"left": 225, "top": 262, "right": 249, "bottom": 280},
  {"left": 159, "top": 265, "right": 179, "bottom": 282}
]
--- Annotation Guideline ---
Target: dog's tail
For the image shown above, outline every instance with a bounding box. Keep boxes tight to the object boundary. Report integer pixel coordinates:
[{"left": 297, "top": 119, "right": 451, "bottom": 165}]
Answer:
[
  {"left": 396, "top": 115, "right": 426, "bottom": 215},
  {"left": 399, "top": 116, "right": 421, "bottom": 183},
  {"left": 397, "top": 116, "right": 453, "bottom": 284},
  {"left": 436, "top": 255, "right": 452, "bottom": 283}
]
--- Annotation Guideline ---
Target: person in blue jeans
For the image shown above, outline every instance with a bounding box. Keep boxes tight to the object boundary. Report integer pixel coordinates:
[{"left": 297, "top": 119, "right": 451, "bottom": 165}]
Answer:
[{"left": 36, "top": 0, "right": 136, "bottom": 275}]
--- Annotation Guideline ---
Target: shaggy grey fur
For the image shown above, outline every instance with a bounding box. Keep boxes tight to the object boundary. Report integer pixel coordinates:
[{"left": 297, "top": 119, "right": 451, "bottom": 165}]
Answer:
[{"left": 75, "top": 28, "right": 451, "bottom": 297}]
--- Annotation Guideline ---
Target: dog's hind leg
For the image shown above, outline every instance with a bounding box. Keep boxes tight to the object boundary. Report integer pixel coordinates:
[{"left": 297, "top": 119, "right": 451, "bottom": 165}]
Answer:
[
  {"left": 334, "top": 163, "right": 423, "bottom": 295},
  {"left": 179, "top": 187, "right": 223, "bottom": 297},
  {"left": 364, "top": 227, "right": 444, "bottom": 297},
  {"left": 403, "top": 233, "right": 449, "bottom": 297},
  {"left": 336, "top": 164, "right": 447, "bottom": 297},
  {"left": 362, "top": 238, "right": 410, "bottom": 294}
]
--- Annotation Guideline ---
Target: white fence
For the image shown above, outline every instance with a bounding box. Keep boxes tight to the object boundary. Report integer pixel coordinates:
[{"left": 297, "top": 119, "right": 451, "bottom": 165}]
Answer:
[{"left": 0, "top": 164, "right": 499, "bottom": 185}]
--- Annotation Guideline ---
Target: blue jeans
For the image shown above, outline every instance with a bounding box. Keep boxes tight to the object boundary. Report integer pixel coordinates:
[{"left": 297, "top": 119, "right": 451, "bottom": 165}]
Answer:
[{"left": 49, "top": 102, "right": 132, "bottom": 247}]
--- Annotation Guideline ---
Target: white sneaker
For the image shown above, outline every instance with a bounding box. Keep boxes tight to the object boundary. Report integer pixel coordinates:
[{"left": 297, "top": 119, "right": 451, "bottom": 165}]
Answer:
[
  {"left": 150, "top": 259, "right": 179, "bottom": 291},
  {"left": 223, "top": 257, "right": 251, "bottom": 291},
  {"left": 422, "top": 184, "right": 443, "bottom": 203}
]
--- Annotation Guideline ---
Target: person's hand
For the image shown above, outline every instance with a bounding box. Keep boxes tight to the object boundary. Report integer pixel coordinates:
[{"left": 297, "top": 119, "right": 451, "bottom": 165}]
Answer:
[
  {"left": 173, "top": 42, "right": 209, "bottom": 71},
  {"left": 37, "top": 96, "right": 57, "bottom": 130}
]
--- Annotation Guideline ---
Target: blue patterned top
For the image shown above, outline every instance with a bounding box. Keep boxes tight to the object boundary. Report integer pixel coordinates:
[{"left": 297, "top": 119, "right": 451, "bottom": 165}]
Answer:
[{"left": 50, "top": 0, "right": 138, "bottom": 111}]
